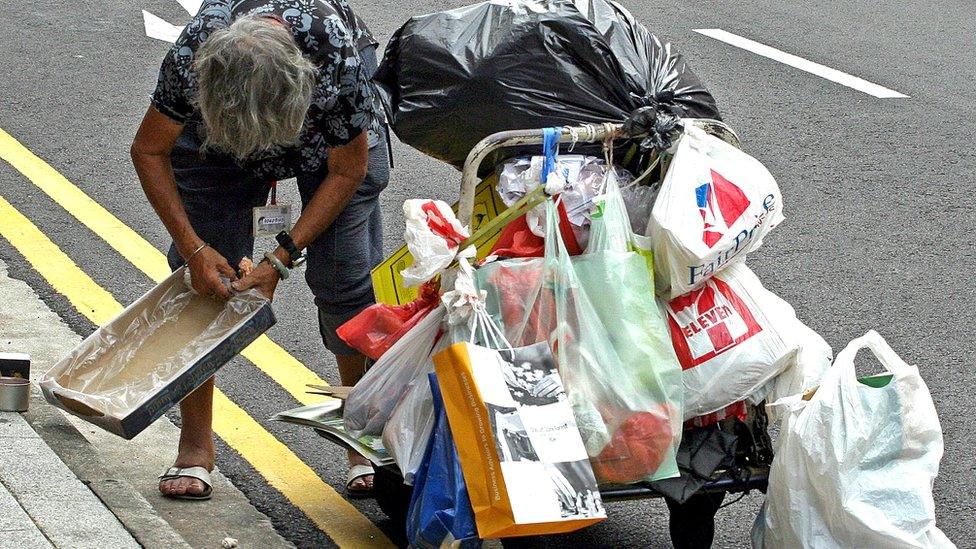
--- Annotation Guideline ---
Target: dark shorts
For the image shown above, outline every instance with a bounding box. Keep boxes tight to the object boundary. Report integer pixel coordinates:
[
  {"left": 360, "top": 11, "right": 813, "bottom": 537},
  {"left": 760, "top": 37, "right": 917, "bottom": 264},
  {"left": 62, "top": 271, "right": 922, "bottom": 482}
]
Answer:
[{"left": 166, "top": 39, "right": 390, "bottom": 358}]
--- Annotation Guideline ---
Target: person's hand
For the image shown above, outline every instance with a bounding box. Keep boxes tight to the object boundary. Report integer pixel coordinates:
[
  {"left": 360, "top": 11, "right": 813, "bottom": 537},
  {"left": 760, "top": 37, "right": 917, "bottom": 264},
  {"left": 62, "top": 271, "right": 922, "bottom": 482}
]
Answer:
[
  {"left": 232, "top": 260, "right": 280, "bottom": 300},
  {"left": 187, "top": 246, "right": 237, "bottom": 299},
  {"left": 531, "top": 373, "right": 563, "bottom": 398}
]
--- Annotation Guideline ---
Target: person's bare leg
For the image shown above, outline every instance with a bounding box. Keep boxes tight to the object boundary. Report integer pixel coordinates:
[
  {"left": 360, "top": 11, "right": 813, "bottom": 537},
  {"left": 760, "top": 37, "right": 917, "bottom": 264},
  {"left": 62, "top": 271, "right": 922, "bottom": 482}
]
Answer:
[
  {"left": 337, "top": 353, "right": 373, "bottom": 491},
  {"left": 159, "top": 377, "right": 216, "bottom": 497}
]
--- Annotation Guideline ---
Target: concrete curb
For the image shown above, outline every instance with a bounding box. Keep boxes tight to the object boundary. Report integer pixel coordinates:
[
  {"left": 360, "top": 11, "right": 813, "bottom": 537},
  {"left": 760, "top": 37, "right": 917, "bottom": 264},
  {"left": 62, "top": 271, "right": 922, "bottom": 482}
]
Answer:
[{"left": 25, "top": 393, "right": 192, "bottom": 549}]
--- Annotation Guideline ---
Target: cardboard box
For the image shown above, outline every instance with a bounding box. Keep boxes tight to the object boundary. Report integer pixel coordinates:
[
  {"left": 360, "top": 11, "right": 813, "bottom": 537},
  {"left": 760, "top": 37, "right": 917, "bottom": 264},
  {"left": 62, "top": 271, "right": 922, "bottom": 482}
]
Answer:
[{"left": 39, "top": 267, "right": 275, "bottom": 439}]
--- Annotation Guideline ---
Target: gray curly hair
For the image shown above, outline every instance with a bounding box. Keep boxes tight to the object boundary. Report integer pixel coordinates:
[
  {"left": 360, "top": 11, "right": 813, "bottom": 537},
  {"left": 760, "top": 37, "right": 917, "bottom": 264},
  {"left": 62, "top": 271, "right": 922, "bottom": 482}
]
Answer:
[{"left": 194, "top": 15, "right": 317, "bottom": 161}]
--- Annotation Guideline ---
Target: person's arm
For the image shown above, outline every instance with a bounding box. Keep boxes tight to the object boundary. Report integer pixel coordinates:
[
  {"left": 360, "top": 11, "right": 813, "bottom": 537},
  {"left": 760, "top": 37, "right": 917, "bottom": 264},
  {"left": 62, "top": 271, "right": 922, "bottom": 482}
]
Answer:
[
  {"left": 131, "top": 106, "right": 237, "bottom": 298},
  {"left": 233, "top": 131, "right": 368, "bottom": 298}
]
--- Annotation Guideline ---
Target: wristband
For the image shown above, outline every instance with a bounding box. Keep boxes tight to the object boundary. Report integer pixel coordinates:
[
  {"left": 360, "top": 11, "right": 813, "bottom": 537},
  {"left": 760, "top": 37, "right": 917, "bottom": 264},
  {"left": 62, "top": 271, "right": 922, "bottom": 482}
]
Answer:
[
  {"left": 263, "top": 252, "right": 290, "bottom": 280},
  {"left": 275, "top": 231, "right": 302, "bottom": 267}
]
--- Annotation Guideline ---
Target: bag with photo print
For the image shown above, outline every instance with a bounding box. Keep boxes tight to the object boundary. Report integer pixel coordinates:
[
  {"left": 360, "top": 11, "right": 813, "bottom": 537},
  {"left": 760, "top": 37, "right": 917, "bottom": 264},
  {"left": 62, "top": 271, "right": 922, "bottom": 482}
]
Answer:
[
  {"left": 433, "top": 310, "right": 606, "bottom": 538},
  {"left": 477, "top": 200, "right": 682, "bottom": 484}
]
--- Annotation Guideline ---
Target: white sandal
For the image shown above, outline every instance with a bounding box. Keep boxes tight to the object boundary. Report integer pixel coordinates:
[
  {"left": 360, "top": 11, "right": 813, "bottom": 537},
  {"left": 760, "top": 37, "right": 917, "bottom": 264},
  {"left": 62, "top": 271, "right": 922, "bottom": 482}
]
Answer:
[
  {"left": 346, "top": 464, "right": 374, "bottom": 499},
  {"left": 159, "top": 466, "right": 213, "bottom": 501}
]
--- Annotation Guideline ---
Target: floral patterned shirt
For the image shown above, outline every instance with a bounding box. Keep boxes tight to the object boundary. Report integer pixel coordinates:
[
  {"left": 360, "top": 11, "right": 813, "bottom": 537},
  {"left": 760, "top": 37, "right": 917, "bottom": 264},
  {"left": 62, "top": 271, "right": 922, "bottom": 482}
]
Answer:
[{"left": 151, "top": 0, "right": 380, "bottom": 180}]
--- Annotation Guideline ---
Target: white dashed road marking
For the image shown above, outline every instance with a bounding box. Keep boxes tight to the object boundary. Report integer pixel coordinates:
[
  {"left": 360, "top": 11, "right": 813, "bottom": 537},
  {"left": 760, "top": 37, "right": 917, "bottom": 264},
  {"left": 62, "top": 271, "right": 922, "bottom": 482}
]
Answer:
[
  {"left": 142, "top": 10, "right": 183, "bottom": 43},
  {"left": 694, "top": 28, "right": 909, "bottom": 99}
]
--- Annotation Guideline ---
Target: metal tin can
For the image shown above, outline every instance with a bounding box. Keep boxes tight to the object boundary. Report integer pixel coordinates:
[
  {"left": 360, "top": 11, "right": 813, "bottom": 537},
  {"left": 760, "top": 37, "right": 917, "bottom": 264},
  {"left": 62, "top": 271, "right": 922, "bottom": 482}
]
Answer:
[{"left": 0, "top": 377, "right": 30, "bottom": 412}]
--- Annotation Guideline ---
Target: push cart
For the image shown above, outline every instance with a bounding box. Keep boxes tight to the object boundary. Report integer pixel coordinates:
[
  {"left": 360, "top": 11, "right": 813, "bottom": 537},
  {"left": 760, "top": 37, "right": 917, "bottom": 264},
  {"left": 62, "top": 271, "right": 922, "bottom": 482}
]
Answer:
[{"left": 317, "top": 118, "right": 774, "bottom": 539}]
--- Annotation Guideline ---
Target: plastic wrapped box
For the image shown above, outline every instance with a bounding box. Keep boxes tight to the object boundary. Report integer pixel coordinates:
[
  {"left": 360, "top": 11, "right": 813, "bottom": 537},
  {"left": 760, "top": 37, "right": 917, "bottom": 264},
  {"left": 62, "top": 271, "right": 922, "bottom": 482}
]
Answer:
[{"left": 39, "top": 266, "right": 274, "bottom": 439}]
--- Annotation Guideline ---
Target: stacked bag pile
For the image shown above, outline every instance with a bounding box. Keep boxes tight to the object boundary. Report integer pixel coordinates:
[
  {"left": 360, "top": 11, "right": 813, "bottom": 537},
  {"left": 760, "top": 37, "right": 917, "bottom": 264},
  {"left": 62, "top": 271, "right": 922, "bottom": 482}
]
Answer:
[
  {"left": 332, "top": 0, "right": 953, "bottom": 546},
  {"left": 650, "top": 124, "right": 832, "bottom": 420}
]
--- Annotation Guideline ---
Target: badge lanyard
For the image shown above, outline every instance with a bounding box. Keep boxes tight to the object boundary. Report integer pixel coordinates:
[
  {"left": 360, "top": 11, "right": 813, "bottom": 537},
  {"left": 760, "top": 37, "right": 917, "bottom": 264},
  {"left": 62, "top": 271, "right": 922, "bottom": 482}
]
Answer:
[{"left": 252, "top": 180, "right": 292, "bottom": 237}]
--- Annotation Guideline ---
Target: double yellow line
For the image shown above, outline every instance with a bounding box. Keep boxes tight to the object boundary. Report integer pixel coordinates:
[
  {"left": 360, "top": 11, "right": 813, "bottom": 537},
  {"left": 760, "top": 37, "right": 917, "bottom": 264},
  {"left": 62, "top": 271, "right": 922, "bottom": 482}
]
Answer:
[{"left": 0, "top": 128, "right": 393, "bottom": 548}]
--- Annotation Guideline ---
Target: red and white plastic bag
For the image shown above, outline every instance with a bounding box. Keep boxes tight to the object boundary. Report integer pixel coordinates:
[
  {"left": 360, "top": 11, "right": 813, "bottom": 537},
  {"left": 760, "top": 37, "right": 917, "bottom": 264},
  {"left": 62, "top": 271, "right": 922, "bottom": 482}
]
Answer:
[
  {"left": 649, "top": 125, "right": 785, "bottom": 298},
  {"left": 664, "top": 263, "right": 829, "bottom": 419},
  {"left": 401, "top": 199, "right": 470, "bottom": 287}
]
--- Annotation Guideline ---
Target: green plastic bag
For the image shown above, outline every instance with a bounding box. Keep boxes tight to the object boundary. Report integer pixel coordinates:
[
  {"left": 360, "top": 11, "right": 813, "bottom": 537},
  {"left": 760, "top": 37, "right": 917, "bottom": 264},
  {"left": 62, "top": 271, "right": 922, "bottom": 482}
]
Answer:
[
  {"left": 573, "top": 170, "right": 684, "bottom": 480},
  {"left": 477, "top": 194, "right": 682, "bottom": 484}
]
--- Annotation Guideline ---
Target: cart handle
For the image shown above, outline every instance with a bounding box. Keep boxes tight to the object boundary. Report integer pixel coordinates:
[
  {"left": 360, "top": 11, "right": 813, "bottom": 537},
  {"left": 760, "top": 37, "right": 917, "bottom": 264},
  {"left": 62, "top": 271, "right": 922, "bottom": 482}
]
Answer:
[{"left": 456, "top": 119, "right": 740, "bottom": 226}]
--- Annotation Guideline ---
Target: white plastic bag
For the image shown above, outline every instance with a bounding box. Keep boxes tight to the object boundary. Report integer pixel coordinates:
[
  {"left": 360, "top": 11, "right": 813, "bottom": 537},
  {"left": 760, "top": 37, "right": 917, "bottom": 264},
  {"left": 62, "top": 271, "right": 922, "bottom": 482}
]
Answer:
[
  {"left": 664, "top": 263, "right": 826, "bottom": 419},
  {"left": 401, "top": 200, "right": 470, "bottom": 287},
  {"left": 383, "top": 255, "right": 482, "bottom": 482},
  {"left": 343, "top": 304, "right": 446, "bottom": 437},
  {"left": 749, "top": 323, "right": 833, "bottom": 421},
  {"left": 755, "top": 331, "right": 953, "bottom": 549},
  {"left": 381, "top": 335, "right": 452, "bottom": 485},
  {"left": 649, "top": 125, "right": 784, "bottom": 298}
]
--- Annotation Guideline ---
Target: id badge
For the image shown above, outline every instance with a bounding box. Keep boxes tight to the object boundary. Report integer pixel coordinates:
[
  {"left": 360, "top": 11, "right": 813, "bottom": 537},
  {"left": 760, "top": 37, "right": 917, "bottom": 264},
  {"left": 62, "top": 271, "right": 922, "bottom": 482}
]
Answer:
[{"left": 253, "top": 204, "right": 292, "bottom": 237}]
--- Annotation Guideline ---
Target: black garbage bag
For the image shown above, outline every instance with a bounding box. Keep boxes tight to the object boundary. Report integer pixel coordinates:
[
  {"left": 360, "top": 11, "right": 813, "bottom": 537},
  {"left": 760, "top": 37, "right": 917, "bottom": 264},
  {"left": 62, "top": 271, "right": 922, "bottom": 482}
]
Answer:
[{"left": 374, "top": 0, "right": 720, "bottom": 168}]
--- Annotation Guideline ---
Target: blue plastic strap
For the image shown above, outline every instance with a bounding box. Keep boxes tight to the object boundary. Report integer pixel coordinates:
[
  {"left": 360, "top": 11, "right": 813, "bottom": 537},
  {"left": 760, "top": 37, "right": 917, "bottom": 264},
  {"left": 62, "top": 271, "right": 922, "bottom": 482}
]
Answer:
[{"left": 541, "top": 127, "right": 562, "bottom": 186}]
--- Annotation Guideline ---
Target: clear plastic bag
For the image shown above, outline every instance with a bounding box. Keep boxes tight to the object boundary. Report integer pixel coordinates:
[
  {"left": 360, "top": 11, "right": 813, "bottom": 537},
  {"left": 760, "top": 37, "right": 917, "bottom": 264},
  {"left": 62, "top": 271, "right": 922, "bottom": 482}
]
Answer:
[
  {"left": 343, "top": 304, "right": 446, "bottom": 438},
  {"left": 618, "top": 183, "right": 658, "bottom": 235},
  {"left": 43, "top": 272, "right": 268, "bottom": 418},
  {"left": 574, "top": 171, "right": 684, "bottom": 481},
  {"left": 477, "top": 199, "right": 682, "bottom": 483},
  {"left": 382, "top": 335, "right": 451, "bottom": 485}
]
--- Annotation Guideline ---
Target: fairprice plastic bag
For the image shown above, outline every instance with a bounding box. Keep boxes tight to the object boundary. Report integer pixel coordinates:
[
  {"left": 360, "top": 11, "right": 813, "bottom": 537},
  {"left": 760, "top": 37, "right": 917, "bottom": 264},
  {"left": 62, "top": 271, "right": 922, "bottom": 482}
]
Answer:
[
  {"left": 375, "top": 0, "right": 719, "bottom": 167},
  {"left": 755, "top": 331, "right": 954, "bottom": 549},
  {"left": 664, "top": 263, "right": 828, "bottom": 420},
  {"left": 337, "top": 281, "right": 440, "bottom": 360},
  {"left": 406, "top": 374, "right": 481, "bottom": 549},
  {"left": 649, "top": 125, "right": 785, "bottom": 298},
  {"left": 343, "top": 304, "right": 446, "bottom": 437},
  {"left": 478, "top": 200, "right": 681, "bottom": 483},
  {"left": 401, "top": 200, "right": 470, "bottom": 287}
]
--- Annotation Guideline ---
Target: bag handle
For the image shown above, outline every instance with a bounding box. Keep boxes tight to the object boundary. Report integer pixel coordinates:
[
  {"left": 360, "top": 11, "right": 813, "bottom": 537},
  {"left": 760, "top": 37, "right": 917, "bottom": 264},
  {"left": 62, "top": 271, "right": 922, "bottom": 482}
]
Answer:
[{"left": 834, "top": 330, "right": 913, "bottom": 379}]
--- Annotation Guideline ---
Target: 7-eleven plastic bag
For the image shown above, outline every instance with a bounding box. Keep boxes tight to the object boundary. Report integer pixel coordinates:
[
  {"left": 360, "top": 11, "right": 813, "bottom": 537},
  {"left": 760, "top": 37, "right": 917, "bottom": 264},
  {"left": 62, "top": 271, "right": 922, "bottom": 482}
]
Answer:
[
  {"left": 478, "top": 200, "right": 682, "bottom": 483},
  {"left": 664, "top": 263, "right": 828, "bottom": 419},
  {"left": 649, "top": 125, "right": 784, "bottom": 298}
]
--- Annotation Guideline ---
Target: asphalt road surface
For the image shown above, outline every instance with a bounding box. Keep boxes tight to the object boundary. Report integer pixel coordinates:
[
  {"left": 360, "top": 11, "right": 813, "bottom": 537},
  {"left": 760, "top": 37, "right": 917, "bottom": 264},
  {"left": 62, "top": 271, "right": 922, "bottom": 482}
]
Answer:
[{"left": 2, "top": 0, "right": 974, "bottom": 547}]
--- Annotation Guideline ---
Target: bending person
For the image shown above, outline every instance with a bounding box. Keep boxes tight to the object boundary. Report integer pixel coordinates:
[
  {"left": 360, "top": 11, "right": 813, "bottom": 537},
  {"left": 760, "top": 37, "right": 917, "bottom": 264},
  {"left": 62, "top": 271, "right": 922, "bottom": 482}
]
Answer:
[{"left": 131, "top": 0, "right": 389, "bottom": 500}]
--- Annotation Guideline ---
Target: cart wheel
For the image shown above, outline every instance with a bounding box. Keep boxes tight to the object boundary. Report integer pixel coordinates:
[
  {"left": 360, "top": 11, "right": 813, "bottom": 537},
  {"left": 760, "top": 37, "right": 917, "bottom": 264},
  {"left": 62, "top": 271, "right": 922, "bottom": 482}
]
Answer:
[{"left": 373, "top": 465, "right": 412, "bottom": 528}]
